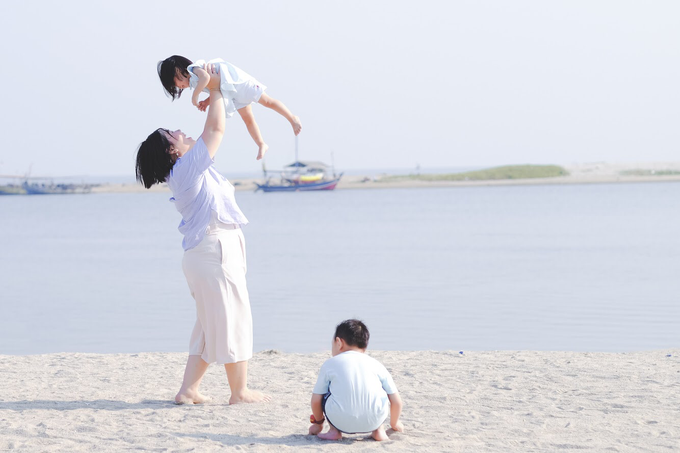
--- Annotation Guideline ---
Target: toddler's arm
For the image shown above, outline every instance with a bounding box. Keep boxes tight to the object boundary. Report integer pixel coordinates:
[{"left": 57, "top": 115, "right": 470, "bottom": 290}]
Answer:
[
  {"left": 387, "top": 392, "right": 404, "bottom": 432},
  {"left": 197, "top": 97, "right": 211, "bottom": 112},
  {"left": 191, "top": 67, "right": 211, "bottom": 107},
  {"left": 308, "top": 394, "right": 325, "bottom": 435}
]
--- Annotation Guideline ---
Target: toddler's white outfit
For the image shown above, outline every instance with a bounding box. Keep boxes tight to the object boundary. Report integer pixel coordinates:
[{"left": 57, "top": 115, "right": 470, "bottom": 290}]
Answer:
[{"left": 188, "top": 58, "right": 266, "bottom": 118}]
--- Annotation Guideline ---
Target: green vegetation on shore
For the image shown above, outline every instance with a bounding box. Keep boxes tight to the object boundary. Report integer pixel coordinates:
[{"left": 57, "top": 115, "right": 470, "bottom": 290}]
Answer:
[
  {"left": 380, "top": 165, "right": 569, "bottom": 182},
  {"left": 619, "top": 169, "right": 680, "bottom": 177}
]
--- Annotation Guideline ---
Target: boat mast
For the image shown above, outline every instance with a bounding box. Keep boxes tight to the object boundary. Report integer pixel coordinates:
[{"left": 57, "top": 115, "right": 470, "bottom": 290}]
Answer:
[
  {"left": 331, "top": 151, "right": 336, "bottom": 178},
  {"left": 295, "top": 135, "right": 301, "bottom": 178}
]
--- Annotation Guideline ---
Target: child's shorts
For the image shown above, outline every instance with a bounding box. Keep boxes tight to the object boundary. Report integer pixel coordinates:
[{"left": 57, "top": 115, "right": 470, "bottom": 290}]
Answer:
[
  {"left": 231, "top": 79, "right": 267, "bottom": 111},
  {"left": 321, "top": 392, "right": 387, "bottom": 435}
]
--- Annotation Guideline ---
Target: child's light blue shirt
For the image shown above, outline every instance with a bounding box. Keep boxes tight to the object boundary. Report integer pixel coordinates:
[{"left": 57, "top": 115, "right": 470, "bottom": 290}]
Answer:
[
  {"left": 313, "top": 351, "right": 398, "bottom": 434},
  {"left": 167, "top": 137, "right": 248, "bottom": 250}
]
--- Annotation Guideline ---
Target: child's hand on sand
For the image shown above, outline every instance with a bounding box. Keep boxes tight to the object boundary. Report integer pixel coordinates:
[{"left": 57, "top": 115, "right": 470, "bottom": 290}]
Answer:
[
  {"left": 308, "top": 424, "right": 323, "bottom": 435},
  {"left": 197, "top": 98, "right": 211, "bottom": 112},
  {"left": 391, "top": 420, "right": 404, "bottom": 433}
]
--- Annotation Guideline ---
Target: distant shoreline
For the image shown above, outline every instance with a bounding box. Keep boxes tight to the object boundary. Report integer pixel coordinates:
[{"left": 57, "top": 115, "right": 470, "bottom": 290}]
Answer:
[{"left": 91, "top": 161, "right": 680, "bottom": 193}]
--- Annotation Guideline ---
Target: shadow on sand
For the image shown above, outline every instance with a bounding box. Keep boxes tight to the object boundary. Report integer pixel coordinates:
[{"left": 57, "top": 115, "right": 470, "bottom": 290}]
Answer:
[
  {"left": 174, "top": 431, "right": 390, "bottom": 447},
  {"left": 0, "top": 399, "right": 206, "bottom": 411}
]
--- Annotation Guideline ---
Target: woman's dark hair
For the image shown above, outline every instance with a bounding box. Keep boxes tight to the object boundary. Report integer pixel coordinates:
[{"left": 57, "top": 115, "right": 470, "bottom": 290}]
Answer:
[
  {"left": 135, "top": 129, "right": 175, "bottom": 189},
  {"left": 334, "top": 319, "right": 370, "bottom": 349},
  {"left": 158, "top": 55, "right": 193, "bottom": 100}
]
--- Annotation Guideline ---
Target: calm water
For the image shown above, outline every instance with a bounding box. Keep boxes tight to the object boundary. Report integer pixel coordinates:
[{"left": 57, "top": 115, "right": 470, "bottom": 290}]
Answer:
[{"left": 1, "top": 182, "right": 678, "bottom": 354}]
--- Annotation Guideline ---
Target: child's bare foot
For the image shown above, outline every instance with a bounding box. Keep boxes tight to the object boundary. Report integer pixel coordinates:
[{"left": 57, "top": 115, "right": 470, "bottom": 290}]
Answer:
[
  {"left": 229, "top": 389, "right": 272, "bottom": 405},
  {"left": 257, "top": 143, "right": 269, "bottom": 160},
  {"left": 371, "top": 426, "right": 388, "bottom": 441},
  {"left": 317, "top": 426, "right": 342, "bottom": 440},
  {"left": 291, "top": 116, "right": 302, "bottom": 136},
  {"left": 174, "top": 390, "right": 211, "bottom": 405}
]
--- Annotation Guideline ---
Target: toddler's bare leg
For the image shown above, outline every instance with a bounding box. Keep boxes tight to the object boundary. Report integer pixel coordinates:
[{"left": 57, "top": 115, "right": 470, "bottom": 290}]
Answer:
[
  {"left": 224, "top": 360, "right": 272, "bottom": 404},
  {"left": 175, "top": 355, "right": 211, "bottom": 404},
  {"left": 371, "top": 426, "right": 388, "bottom": 441},
  {"left": 258, "top": 93, "right": 302, "bottom": 136},
  {"left": 317, "top": 425, "right": 342, "bottom": 440},
  {"left": 237, "top": 105, "right": 269, "bottom": 160}
]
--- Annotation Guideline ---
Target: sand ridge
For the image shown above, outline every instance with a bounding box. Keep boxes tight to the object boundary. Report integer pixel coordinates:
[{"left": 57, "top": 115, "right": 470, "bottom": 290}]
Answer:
[{"left": 1, "top": 349, "right": 678, "bottom": 451}]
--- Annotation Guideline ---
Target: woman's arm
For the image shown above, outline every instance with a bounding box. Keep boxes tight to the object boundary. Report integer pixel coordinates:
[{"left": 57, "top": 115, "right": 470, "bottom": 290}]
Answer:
[{"left": 201, "top": 64, "right": 225, "bottom": 158}]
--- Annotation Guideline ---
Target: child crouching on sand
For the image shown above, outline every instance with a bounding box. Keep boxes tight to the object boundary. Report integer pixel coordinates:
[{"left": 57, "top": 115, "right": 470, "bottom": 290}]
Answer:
[{"left": 308, "top": 319, "right": 404, "bottom": 441}]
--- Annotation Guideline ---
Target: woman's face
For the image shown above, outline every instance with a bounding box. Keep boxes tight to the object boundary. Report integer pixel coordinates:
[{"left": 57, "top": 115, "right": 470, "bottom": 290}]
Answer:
[{"left": 164, "top": 129, "right": 194, "bottom": 158}]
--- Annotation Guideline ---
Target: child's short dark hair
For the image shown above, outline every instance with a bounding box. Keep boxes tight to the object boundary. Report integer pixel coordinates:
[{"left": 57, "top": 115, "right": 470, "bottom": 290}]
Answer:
[
  {"left": 157, "top": 55, "right": 193, "bottom": 100},
  {"left": 334, "top": 319, "right": 370, "bottom": 349}
]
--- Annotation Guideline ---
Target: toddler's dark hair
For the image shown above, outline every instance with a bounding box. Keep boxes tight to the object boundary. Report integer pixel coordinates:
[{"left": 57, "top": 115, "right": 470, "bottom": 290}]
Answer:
[
  {"left": 158, "top": 55, "right": 193, "bottom": 100},
  {"left": 334, "top": 319, "right": 370, "bottom": 349}
]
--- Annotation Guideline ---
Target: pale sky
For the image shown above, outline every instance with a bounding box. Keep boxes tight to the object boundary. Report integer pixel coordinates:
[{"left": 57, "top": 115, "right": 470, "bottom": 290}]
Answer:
[{"left": 0, "top": 1, "right": 678, "bottom": 178}]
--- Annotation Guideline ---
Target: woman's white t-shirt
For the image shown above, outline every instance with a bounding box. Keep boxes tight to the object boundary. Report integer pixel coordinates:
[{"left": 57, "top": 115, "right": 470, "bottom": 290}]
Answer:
[{"left": 167, "top": 137, "right": 248, "bottom": 250}]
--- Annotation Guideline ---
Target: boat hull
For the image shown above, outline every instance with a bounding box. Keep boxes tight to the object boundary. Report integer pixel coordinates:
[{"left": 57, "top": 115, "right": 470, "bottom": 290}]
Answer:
[{"left": 255, "top": 175, "right": 342, "bottom": 193}]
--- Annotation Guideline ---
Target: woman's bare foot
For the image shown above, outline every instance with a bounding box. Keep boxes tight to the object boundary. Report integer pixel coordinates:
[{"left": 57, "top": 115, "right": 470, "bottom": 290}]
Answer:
[
  {"left": 174, "top": 390, "right": 211, "bottom": 405},
  {"left": 317, "top": 426, "right": 342, "bottom": 440},
  {"left": 291, "top": 116, "right": 302, "bottom": 136},
  {"left": 371, "top": 426, "right": 389, "bottom": 441},
  {"left": 229, "top": 389, "right": 272, "bottom": 405},
  {"left": 257, "top": 143, "right": 269, "bottom": 160}
]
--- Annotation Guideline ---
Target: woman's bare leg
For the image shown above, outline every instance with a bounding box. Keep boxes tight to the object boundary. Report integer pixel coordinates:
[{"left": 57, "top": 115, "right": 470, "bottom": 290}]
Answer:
[
  {"left": 237, "top": 105, "right": 269, "bottom": 160},
  {"left": 258, "top": 93, "right": 302, "bottom": 136},
  {"left": 224, "top": 360, "right": 272, "bottom": 404},
  {"left": 175, "top": 355, "right": 211, "bottom": 404}
]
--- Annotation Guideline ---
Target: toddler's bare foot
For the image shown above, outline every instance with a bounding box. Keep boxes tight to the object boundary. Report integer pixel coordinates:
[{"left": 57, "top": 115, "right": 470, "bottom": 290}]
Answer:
[
  {"left": 291, "top": 116, "right": 302, "bottom": 136},
  {"left": 174, "top": 390, "right": 211, "bottom": 405},
  {"left": 371, "top": 426, "right": 388, "bottom": 441},
  {"left": 229, "top": 389, "right": 272, "bottom": 405},
  {"left": 318, "top": 426, "right": 342, "bottom": 440},
  {"left": 257, "top": 143, "right": 269, "bottom": 160}
]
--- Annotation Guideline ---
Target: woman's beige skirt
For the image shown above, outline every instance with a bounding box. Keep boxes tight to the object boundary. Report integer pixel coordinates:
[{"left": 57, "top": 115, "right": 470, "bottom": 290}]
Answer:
[{"left": 182, "top": 220, "right": 253, "bottom": 364}]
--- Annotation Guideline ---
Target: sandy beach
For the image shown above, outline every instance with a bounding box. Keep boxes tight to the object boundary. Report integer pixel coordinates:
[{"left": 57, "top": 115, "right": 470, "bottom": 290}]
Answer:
[{"left": 1, "top": 349, "right": 678, "bottom": 452}]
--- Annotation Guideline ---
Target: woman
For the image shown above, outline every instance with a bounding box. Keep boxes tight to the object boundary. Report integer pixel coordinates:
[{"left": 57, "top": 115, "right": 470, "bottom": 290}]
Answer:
[{"left": 136, "top": 65, "right": 269, "bottom": 405}]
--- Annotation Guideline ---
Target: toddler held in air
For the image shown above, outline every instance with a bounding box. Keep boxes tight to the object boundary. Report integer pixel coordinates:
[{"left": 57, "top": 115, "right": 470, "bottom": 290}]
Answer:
[
  {"left": 309, "top": 319, "right": 404, "bottom": 441},
  {"left": 158, "top": 55, "right": 302, "bottom": 160}
]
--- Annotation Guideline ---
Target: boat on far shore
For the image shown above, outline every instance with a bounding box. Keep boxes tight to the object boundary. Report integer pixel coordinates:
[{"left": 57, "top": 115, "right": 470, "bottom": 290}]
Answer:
[
  {"left": 22, "top": 182, "right": 92, "bottom": 195},
  {"left": 0, "top": 174, "right": 93, "bottom": 195},
  {"left": 255, "top": 138, "right": 342, "bottom": 193}
]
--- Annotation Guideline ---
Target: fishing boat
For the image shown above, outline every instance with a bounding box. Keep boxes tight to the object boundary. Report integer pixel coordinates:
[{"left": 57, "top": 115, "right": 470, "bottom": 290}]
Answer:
[
  {"left": 0, "top": 172, "right": 93, "bottom": 195},
  {"left": 255, "top": 137, "right": 342, "bottom": 193}
]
